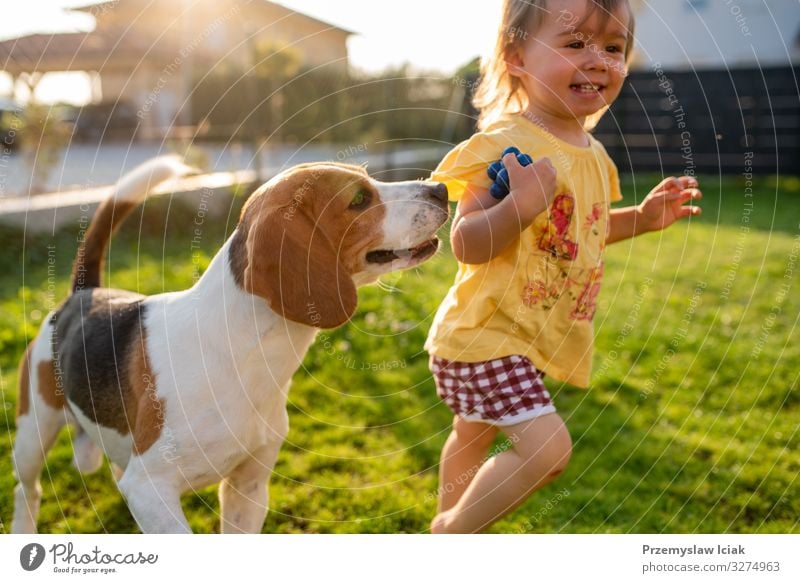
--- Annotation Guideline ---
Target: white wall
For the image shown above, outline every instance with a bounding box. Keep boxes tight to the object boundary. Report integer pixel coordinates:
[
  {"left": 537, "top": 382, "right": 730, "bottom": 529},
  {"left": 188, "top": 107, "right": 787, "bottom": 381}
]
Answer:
[{"left": 631, "top": 0, "right": 800, "bottom": 70}]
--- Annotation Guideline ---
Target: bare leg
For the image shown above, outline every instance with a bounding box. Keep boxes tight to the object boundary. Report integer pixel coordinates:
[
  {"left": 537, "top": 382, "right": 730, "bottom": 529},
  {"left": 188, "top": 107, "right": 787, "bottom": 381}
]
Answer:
[
  {"left": 431, "top": 412, "right": 572, "bottom": 533},
  {"left": 436, "top": 416, "right": 499, "bottom": 513}
]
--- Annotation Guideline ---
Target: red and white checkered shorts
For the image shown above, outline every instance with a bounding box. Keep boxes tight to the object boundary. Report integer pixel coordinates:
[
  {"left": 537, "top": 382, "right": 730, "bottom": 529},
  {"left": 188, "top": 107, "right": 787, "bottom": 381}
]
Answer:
[{"left": 430, "top": 354, "right": 556, "bottom": 426}]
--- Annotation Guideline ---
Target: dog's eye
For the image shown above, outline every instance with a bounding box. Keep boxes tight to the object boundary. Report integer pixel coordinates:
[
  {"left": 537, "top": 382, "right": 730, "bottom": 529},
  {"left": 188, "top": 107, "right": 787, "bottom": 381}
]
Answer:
[{"left": 349, "top": 189, "right": 371, "bottom": 210}]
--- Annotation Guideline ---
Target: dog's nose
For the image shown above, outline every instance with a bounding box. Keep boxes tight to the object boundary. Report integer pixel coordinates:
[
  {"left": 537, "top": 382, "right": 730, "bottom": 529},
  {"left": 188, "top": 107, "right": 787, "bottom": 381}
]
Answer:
[{"left": 426, "top": 182, "right": 448, "bottom": 204}]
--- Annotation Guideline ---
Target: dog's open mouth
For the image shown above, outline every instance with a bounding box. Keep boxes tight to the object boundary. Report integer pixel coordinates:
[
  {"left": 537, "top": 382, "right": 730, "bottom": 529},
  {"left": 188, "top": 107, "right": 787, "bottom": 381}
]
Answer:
[{"left": 365, "top": 238, "right": 439, "bottom": 264}]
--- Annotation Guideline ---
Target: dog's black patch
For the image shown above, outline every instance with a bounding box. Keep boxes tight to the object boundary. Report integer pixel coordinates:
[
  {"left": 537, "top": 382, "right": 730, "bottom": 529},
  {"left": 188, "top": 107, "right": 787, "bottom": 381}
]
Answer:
[{"left": 52, "top": 288, "right": 147, "bottom": 434}]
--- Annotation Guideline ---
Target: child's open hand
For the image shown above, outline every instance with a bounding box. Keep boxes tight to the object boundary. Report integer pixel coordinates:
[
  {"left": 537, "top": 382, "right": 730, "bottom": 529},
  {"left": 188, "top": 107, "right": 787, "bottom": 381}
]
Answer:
[
  {"left": 503, "top": 153, "right": 558, "bottom": 223},
  {"left": 638, "top": 176, "right": 702, "bottom": 232}
]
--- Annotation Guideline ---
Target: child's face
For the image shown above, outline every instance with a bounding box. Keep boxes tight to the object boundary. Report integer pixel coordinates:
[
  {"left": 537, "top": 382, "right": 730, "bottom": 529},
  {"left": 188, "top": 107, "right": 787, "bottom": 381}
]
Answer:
[{"left": 508, "top": 0, "right": 630, "bottom": 124}]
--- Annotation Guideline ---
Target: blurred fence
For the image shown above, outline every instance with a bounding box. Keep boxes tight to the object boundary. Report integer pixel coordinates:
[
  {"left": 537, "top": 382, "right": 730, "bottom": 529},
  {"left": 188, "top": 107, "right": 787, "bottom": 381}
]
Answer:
[{"left": 594, "top": 65, "right": 799, "bottom": 175}]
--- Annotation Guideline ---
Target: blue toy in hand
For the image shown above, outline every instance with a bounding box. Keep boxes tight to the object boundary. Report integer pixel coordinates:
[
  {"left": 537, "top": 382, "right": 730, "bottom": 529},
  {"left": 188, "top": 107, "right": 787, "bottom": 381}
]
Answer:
[{"left": 488, "top": 146, "right": 534, "bottom": 199}]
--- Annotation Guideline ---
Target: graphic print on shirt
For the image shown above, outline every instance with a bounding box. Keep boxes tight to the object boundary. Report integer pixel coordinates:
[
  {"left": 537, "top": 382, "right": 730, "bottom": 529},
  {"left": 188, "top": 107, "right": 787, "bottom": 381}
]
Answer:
[
  {"left": 571, "top": 262, "right": 604, "bottom": 321},
  {"left": 583, "top": 202, "right": 604, "bottom": 236},
  {"left": 521, "top": 255, "right": 571, "bottom": 311},
  {"left": 522, "top": 193, "right": 606, "bottom": 321},
  {"left": 536, "top": 192, "right": 579, "bottom": 261}
]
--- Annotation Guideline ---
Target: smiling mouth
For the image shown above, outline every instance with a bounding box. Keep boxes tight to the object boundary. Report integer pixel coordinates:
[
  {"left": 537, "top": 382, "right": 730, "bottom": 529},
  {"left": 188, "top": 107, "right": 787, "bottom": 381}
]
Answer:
[
  {"left": 365, "top": 238, "right": 440, "bottom": 264},
  {"left": 570, "top": 83, "right": 605, "bottom": 94}
]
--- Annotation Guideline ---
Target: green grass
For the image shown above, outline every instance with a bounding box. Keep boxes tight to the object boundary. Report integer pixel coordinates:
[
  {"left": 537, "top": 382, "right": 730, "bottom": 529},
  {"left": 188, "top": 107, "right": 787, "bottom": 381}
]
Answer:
[{"left": 0, "top": 175, "right": 797, "bottom": 533}]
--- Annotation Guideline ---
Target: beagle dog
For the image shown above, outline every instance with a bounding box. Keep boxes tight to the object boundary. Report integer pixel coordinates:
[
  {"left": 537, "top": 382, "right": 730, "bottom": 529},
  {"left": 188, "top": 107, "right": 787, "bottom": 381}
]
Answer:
[{"left": 11, "top": 157, "right": 448, "bottom": 533}]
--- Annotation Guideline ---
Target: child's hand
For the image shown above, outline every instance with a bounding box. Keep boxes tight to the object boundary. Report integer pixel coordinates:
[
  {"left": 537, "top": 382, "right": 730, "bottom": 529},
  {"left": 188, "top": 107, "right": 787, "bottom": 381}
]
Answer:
[
  {"left": 638, "top": 176, "right": 702, "bottom": 232},
  {"left": 503, "top": 153, "right": 557, "bottom": 223}
]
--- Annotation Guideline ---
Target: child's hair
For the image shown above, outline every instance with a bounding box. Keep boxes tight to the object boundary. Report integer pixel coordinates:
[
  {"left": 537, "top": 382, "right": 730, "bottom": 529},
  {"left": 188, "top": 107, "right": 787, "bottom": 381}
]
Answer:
[{"left": 473, "top": 0, "right": 635, "bottom": 131}]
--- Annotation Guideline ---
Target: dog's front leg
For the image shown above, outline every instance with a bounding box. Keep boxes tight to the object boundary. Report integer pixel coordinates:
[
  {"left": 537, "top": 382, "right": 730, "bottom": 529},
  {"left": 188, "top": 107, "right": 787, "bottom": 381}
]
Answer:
[
  {"left": 117, "top": 460, "right": 192, "bottom": 534},
  {"left": 219, "top": 439, "right": 284, "bottom": 534}
]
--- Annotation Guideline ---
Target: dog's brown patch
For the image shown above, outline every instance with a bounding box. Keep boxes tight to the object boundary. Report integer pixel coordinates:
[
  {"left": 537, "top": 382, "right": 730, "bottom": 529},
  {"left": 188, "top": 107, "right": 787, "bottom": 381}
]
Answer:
[
  {"left": 72, "top": 199, "right": 137, "bottom": 292},
  {"left": 229, "top": 163, "right": 386, "bottom": 329},
  {"left": 37, "top": 357, "right": 65, "bottom": 410},
  {"left": 17, "top": 344, "right": 33, "bottom": 417},
  {"left": 132, "top": 394, "right": 166, "bottom": 455},
  {"left": 127, "top": 327, "right": 165, "bottom": 456}
]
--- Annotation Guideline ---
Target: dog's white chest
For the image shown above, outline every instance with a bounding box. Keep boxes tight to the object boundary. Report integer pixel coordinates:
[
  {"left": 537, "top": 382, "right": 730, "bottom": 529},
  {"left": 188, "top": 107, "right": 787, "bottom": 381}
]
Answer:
[{"left": 142, "top": 294, "right": 316, "bottom": 489}]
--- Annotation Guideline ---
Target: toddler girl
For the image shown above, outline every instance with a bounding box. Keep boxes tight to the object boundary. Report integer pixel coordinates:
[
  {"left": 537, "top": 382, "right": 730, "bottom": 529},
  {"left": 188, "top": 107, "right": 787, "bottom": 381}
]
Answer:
[{"left": 427, "top": 0, "right": 702, "bottom": 533}]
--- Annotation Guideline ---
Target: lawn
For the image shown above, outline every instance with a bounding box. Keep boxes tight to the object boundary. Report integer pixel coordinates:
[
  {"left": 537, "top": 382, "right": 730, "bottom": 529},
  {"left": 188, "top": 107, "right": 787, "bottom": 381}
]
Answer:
[{"left": 0, "top": 174, "right": 797, "bottom": 533}]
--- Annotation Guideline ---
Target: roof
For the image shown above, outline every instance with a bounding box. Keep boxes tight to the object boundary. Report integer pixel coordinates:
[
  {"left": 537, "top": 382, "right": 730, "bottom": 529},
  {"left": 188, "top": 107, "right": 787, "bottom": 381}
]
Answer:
[
  {"left": 70, "top": 0, "right": 354, "bottom": 35},
  {"left": 258, "top": 1, "right": 355, "bottom": 36},
  {"left": 0, "top": 0, "right": 352, "bottom": 75},
  {"left": 0, "top": 29, "right": 216, "bottom": 74}
]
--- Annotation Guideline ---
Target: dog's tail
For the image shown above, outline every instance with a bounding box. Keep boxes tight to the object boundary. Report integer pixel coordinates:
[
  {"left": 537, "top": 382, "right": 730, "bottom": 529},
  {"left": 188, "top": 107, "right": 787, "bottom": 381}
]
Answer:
[{"left": 71, "top": 156, "right": 195, "bottom": 293}]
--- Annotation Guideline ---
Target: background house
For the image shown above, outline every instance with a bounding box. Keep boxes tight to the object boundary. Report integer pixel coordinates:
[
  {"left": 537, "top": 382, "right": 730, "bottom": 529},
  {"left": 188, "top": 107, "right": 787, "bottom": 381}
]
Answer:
[
  {"left": 594, "top": 0, "right": 799, "bottom": 174},
  {"left": 629, "top": 0, "right": 800, "bottom": 71},
  {"left": 0, "top": 0, "right": 351, "bottom": 139}
]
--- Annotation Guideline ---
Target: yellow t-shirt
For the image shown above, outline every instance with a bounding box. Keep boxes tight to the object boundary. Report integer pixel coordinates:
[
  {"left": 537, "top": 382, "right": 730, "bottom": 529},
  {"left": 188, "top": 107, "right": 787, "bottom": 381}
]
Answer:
[{"left": 425, "top": 113, "right": 623, "bottom": 388}]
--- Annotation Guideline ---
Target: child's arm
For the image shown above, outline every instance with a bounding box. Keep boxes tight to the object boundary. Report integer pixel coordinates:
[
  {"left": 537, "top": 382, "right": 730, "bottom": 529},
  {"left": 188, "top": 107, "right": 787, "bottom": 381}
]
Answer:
[
  {"left": 607, "top": 176, "right": 702, "bottom": 244},
  {"left": 452, "top": 155, "right": 557, "bottom": 264}
]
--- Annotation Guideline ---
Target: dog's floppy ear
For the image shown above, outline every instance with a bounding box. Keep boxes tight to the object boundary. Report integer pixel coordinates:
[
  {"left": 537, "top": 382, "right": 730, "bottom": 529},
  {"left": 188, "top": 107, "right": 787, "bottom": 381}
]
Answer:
[{"left": 241, "top": 192, "right": 358, "bottom": 329}]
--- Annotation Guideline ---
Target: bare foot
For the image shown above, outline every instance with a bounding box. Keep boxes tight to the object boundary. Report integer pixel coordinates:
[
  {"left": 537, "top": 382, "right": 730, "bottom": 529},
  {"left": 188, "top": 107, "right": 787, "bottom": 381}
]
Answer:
[{"left": 430, "top": 511, "right": 450, "bottom": 534}]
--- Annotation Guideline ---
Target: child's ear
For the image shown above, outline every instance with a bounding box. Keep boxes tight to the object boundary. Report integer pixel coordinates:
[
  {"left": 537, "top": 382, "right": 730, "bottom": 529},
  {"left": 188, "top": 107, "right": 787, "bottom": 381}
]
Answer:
[{"left": 505, "top": 45, "right": 526, "bottom": 78}]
